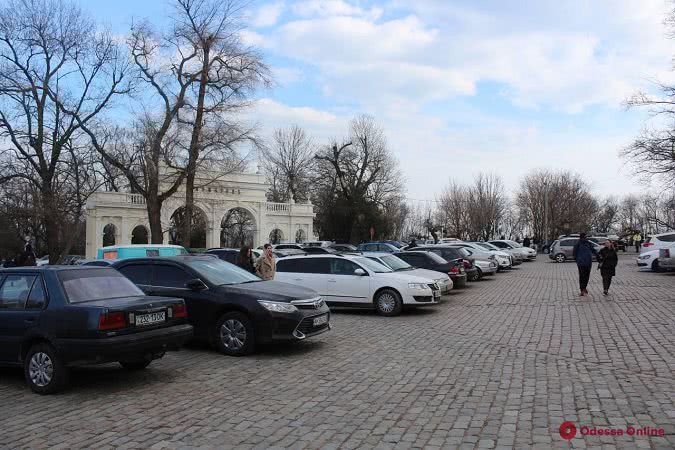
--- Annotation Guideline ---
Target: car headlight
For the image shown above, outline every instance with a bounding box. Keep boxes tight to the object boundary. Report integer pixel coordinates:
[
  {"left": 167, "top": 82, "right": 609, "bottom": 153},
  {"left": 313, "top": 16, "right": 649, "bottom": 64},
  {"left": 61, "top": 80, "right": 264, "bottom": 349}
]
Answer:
[
  {"left": 257, "top": 300, "right": 298, "bottom": 313},
  {"left": 408, "top": 283, "right": 429, "bottom": 290},
  {"left": 637, "top": 255, "right": 651, "bottom": 260}
]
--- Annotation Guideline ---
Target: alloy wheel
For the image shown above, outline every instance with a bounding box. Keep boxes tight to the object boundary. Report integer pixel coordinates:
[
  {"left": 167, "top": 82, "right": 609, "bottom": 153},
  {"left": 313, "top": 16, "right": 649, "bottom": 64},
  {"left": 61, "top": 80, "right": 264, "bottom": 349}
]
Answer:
[
  {"left": 555, "top": 254, "right": 565, "bottom": 263},
  {"left": 377, "top": 293, "right": 396, "bottom": 314},
  {"left": 29, "top": 352, "right": 53, "bottom": 387},
  {"left": 220, "top": 319, "right": 247, "bottom": 350}
]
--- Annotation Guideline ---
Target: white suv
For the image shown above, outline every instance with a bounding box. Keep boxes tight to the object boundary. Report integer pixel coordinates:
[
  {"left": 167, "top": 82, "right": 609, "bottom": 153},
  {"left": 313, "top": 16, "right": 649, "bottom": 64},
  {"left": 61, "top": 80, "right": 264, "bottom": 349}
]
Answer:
[
  {"left": 641, "top": 232, "right": 675, "bottom": 252},
  {"left": 275, "top": 254, "right": 441, "bottom": 316}
]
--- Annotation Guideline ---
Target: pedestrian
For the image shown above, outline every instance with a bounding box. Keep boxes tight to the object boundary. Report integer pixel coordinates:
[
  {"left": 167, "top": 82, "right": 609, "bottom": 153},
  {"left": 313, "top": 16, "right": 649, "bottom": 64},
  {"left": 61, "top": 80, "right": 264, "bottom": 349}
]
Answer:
[
  {"left": 237, "top": 245, "right": 255, "bottom": 274},
  {"left": 522, "top": 236, "right": 531, "bottom": 248},
  {"left": 255, "top": 243, "right": 276, "bottom": 281},
  {"left": 573, "top": 233, "right": 598, "bottom": 296},
  {"left": 633, "top": 232, "right": 642, "bottom": 253},
  {"left": 407, "top": 238, "right": 418, "bottom": 249},
  {"left": 597, "top": 240, "right": 618, "bottom": 296}
]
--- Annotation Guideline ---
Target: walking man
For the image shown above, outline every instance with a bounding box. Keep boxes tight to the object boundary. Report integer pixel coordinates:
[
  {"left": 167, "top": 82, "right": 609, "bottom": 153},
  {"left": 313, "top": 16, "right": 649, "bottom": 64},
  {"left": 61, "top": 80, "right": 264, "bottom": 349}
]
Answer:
[
  {"left": 255, "top": 243, "right": 276, "bottom": 281},
  {"left": 598, "top": 240, "right": 618, "bottom": 295},
  {"left": 573, "top": 233, "right": 598, "bottom": 296}
]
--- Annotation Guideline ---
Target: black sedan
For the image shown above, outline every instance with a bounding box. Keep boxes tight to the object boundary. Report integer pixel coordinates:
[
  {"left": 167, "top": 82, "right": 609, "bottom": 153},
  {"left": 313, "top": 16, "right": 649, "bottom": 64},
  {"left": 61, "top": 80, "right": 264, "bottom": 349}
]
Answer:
[
  {"left": 413, "top": 246, "right": 480, "bottom": 281},
  {"left": 396, "top": 250, "right": 468, "bottom": 288},
  {"left": 0, "top": 266, "right": 193, "bottom": 394},
  {"left": 112, "top": 256, "right": 331, "bottom": 356}
]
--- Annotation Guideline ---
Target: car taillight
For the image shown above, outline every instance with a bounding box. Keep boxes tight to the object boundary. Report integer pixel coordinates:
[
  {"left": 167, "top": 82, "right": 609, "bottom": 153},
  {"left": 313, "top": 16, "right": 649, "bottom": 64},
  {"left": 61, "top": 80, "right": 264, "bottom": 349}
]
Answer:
[
  {"left": 449, "top": 267, "right": 460, "bottom": 274},
  {"left": 172, "top": 303, "right": 188, "bottom": 318},
  {"left": 462, "top": 260, "right": 470, "bottom": 269},
  {"left": 643, "top": 242, "right": 653, "bottom": 247},
  {"left": 98, "top": 311, "right": 126, "bottom": 330}
]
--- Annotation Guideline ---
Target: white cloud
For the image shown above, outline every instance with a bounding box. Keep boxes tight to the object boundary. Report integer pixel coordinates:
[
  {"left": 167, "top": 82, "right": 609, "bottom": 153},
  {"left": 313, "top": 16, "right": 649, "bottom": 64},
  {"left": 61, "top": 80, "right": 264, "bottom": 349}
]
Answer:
[
  {"left": 291, "top": 0, "right": 383, "bottom": 21},
  {"left": 251, "top": 1, "right": 285, "bottom": 28}
]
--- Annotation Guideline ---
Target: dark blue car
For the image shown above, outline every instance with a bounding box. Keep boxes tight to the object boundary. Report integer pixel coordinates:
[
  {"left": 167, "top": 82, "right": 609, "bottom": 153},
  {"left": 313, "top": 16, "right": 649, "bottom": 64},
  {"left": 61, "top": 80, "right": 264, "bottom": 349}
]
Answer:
[{"left": 0, "top": 266, "right": 193, "bottom": 394}]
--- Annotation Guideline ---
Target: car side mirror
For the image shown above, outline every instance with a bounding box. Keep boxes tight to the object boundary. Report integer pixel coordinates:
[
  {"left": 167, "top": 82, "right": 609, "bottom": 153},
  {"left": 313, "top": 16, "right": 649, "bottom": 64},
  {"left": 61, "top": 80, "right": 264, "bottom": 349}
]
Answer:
[
  {"left": 185, "top": 278, "right": 207, "bottom": 291},
  {"left": 354, "top": 268, "right": 367, "bottom": 276}
]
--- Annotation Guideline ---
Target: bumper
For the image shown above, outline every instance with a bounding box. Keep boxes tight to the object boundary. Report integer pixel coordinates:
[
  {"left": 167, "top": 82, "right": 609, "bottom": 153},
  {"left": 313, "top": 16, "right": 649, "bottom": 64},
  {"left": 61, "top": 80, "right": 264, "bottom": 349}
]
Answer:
[
  {"left": 259, "top": 306, "right": 332, "bottom": 343},
  {"left": 450, "top": 273, "right": 468, "bottom": 288},
  {"left": 404, "top": 290, "right": 441, "bottom": 305},
  {"left": 55, "top": 323, "right": 194, "bottom": 364}
]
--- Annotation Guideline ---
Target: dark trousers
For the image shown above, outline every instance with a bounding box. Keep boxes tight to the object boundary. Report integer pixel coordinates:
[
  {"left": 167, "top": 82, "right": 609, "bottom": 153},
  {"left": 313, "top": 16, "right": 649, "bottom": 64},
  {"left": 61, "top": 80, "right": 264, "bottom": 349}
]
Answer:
[
  {"left": 578, "top": 265, "right": 591, "bottom": 290},
  {"left": 602, "top": 273, "right": 613, "bottom": 292}
]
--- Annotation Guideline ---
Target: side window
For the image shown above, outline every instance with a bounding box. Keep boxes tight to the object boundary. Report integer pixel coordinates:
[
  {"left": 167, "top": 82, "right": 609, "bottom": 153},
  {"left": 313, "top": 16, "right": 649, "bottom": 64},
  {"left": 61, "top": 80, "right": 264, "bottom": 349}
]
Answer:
[
  {"left": 402, "top": 255, "right": 423, "bottom": 267},
  {"left": 154, "top": 265, "right": 193, "bottom": 288},
  {"left": 0, "top": 275, "right": 37, "bottom": 309},
  {"left": 561, "top": 239, "right": 577, "bottom": 247},
  {"left": 365, "top": 244, "right": 376, "bottom": 251},
  {"left": 118, "top": 264, "right": 154, "bottom": 285},
  {"left": 329, "top": 258, "right": 360, "bottom": 275},
  {"left": 299, "top": 258, "right": 330, "bottom": 274},
  {"left": 26, "top": 277, "right": 46, "bottom": 309},
  {"left": 277, "top": 259, "right": 300, "bottom": 273}
]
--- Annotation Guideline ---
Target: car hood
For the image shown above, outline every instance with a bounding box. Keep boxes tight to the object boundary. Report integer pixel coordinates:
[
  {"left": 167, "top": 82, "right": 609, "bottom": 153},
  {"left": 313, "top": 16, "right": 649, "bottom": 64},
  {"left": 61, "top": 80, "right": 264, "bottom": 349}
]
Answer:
[
  {"left": 217, "top": 280, "right": 319, "bottom": 303},
  {"left": 406, "top": 268, "right": 450, "bottom": 282},
  {"left": 375, "top": 272, "right": 436, "bottom": 284}
]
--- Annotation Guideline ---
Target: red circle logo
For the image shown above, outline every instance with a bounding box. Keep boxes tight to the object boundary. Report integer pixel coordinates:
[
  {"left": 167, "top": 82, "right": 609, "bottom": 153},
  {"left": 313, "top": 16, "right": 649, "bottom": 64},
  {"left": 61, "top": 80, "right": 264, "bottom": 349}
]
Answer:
[{"left": 559, "top": 422, "right": 577, "bottom": 440}]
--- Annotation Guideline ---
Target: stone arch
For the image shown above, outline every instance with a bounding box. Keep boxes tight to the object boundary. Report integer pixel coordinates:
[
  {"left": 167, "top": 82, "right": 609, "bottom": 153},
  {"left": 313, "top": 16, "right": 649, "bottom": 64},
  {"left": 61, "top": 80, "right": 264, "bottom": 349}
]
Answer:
[
  {"left": 103, "top": 223, "right": 117, "bottom": 247},
  {"left": 269, "top": 228, "right": 284, "bottom": 244},
  {"left": 295, "top": 228, "right": 306, "bottom": 244},
  {"left": 221, "top": 207, "right": 256, "bottom": 248},
  {"left": 169, "top": 205, "right": 208, "bottom": 248},
  {"left": 131, "top": 225, "right": 149, "bottom": 244}
]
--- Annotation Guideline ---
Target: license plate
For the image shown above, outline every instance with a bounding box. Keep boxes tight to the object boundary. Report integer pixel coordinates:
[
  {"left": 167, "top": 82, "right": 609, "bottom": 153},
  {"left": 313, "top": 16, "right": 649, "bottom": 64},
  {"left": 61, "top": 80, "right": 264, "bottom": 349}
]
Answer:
[
  {"left": 135, "top": 311, "right": 165, "bottom": 326},
  {"left": 313, "top": 315, "right": 328, "bottom": 326}
]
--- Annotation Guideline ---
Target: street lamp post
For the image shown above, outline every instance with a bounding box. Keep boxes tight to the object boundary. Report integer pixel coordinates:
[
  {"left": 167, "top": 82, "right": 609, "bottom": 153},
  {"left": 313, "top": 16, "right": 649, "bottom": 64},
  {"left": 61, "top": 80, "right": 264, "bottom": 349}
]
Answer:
[{"left": 543, "top": 181, "right": 549, "bottom": 248}]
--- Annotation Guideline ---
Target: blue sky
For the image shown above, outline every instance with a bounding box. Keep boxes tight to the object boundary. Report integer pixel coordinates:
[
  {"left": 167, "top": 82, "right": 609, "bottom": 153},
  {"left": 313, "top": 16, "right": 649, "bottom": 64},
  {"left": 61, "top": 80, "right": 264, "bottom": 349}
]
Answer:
[{"left": 78, "top": 0, "right": 675, "bottom": 200}]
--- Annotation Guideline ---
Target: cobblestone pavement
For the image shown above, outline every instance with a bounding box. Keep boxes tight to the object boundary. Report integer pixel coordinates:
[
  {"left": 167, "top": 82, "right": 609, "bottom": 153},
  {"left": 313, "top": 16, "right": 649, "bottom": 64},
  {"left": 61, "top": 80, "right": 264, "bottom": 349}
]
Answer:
[{"left": 1, "top": 253, "right": 674, "bottom": 449}]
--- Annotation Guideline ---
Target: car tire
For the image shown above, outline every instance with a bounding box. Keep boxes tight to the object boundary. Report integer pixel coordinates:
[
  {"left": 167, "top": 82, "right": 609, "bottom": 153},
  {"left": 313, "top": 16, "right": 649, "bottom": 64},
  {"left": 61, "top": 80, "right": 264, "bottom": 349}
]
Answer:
[
  {"left": 374, "top": 289, "right": 403, "bottom": 317},
  {"left": 213, "top": 312, "right": 255, "bottom": 356},
  {"left": 652, "top": 259, "right": 660, "bottom": 272},
  {"left": 119, "top": 360, "right": 152, "bottom": 370},
  {"left": 24, "top": 342, "right": 69, "bottom": 395},
  {"left": 555, "top": 253, "right": 566, "bottom": 263},
  {"left": 475, "top": 267, "right": 483, "bottom": 280}
]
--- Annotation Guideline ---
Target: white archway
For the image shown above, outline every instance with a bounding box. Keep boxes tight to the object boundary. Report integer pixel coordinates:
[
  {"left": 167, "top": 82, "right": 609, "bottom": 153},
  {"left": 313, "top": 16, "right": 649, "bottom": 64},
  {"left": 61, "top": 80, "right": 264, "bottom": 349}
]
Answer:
[{"left": 221, "top": 207, "right": 257, "bottom": 248}]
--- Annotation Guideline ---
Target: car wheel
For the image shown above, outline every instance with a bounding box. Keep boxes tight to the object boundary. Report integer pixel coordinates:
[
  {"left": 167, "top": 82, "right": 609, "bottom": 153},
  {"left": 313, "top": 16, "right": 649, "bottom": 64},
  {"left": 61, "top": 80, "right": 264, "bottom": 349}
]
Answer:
[
  {"left": 119, "top": 360, "right": 152, "bottom": 370},
  {"left": 555, "top": 253, "right": 566, "bottom": 263},
  {"left": 475, "top": 267, "right": 483, "bottom": 280},
  {"left": 24, "top": 343, "right": 68, "bottom": 395},
  {"left": 374, "top": 289, "right": 402, "bottom": 317},
  {"left": 652, "top": 259, "right": 660, "bottom": 272},
  {"left": 213, "top": 312, "right": 255, "bottom": 356}
]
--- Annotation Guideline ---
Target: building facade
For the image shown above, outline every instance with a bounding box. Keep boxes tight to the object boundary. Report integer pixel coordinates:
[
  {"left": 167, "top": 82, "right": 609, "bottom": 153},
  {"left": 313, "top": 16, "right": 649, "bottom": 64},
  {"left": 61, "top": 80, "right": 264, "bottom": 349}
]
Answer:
[{"left": 84, "top": 171, "right": 315, "bottom": 258}]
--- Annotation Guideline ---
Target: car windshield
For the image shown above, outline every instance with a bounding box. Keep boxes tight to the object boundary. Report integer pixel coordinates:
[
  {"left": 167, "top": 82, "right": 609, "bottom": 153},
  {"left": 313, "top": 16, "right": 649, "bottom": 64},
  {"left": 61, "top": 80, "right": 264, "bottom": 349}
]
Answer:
[
  {"left": 380, "top": 255, "right": 413, "bottom": 271},
  {"left": 506, "top": 241, "right": 522, "bottom": 247},
  {"left": 185, "top": 258, "right": 260, "bottom": 285},
  {"left": 476, "top": 242, "right": 498, "bottom": 251},
  {"left": 352, "top": 256, "right": 392, "bottom": 273},
  {"left": 59, "top": 269, "right": 144, "bottom": 303}
]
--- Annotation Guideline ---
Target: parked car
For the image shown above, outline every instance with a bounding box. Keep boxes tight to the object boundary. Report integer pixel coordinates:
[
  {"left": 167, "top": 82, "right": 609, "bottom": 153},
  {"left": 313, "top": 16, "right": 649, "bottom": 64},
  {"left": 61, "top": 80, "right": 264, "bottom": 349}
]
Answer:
[
  {"left": 302, "top": 241, "right": 333, "bottom": 248},
  {"left": 0, "top": 266, "right": 193, "bottom": 394},
  {"left": 362, "top": 252, "right": 453, "bottom": 294},
  {"left": 396, "top": 250, "right": 468, "bottom": 288},
  {"left": 81, "top": 259, "right": 118, "bottom": 266},
  {"left": 301, "top": 246, "right": 340, "bottom": 255},
  {"left": 489, "top": 240, "right": 537, "bottom": 260},
  {"left": 329, "top": 243, "right": 359, "bottom": 252},
  {"left": 356, "top": 242, "right": 400, "bottom": 253},
  {"left": 205, "top": 248, "right": 239, "bottom": 264},
  {"left": 463, "top": 242, "right": 512, "bottom": 270},
  {"left": 97, "top": 244, "right": 188, "bottom": 260},
  {"left": 474, "top": 242, "right": 523, "bottom": 265},
  {"left": 273, "top": 244, "right": 304, "bottom": 250},
  {"left": 658, "top": 246, "right": 675, "bottom": 271},
  {"left": 636, "top": 249, "right": 660, "bottom": 272},
  {"left": 443, "top": 243, "right": 500, "bottom": 275},
  {"left": 549, "top": 238, "right": 601, "bottom": 263},
  {"left": 412, "top": 246, "right": 481, "bottom": 281},
  {"left": 275, "top": 254, "right": 441, "bottom": 316},
  {"left": 641, "top": 232, "right": 675, "bottom": 251},
  {"left": 36, "top": 255, "right": 49, "bottom": 267},
  {"left": 113, "top": 256, "right": 330, "bottom": 356},
  {"left": 61, "top": 255, "right": 85, "bottom": 265}
]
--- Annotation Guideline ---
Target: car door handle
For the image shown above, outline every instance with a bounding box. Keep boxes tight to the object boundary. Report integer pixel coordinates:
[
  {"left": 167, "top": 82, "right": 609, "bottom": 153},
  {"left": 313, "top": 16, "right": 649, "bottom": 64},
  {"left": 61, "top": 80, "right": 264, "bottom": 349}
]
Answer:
[
  {"left": 328, "top": 279, "right": 336, "bottom": 283},
  {"left": 293, "top": 278, "right": 303, "bottom": 282}
]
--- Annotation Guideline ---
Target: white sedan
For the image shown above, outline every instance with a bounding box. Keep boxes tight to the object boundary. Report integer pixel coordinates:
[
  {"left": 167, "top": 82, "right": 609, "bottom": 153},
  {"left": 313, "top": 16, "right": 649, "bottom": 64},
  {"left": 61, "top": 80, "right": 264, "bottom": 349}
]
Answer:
[
  {"left": 636, "top": 249, "right": 660, "bottom": 272},
  {"left": 361, "top": 252, "right": 453, "bottom": 294}
]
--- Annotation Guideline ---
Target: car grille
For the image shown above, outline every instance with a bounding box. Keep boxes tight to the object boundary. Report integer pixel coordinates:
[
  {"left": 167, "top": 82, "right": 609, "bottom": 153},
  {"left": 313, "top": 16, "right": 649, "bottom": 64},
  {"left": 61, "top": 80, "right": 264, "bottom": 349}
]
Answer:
[
  {"left": 291, "top": 298, "right": 325, "bottom": 310},
  {"left": 413, "top": 296, "right": 433, "bottom": 302},
  {"left": 296, "top": 314, "right": 330, "bottom": 335}
]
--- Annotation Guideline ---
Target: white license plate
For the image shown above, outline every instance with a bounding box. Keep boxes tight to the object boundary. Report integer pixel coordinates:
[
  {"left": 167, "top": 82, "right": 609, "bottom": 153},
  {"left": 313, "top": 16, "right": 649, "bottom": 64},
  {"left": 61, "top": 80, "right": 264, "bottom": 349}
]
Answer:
[
  {"left": 313, "top": 315, "right": 328, "bottom": 326},
  {"left": 135, "top": 311, "right": 166, "bottom": 326}
]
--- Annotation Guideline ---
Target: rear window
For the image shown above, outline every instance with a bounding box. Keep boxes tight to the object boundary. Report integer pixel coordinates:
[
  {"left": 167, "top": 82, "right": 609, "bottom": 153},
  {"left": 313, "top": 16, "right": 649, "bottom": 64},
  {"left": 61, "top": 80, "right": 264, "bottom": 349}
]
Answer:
[
  {"left": 58, "top": 269, "right": 144, "bottom": 303},
  {"left": 659, "top": 234, "right": 675, "bottom": 242}
]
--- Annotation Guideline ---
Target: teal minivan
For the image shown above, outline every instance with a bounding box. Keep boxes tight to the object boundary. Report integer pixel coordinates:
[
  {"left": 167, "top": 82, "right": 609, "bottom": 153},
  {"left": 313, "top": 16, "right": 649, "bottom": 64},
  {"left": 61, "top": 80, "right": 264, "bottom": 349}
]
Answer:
[{"left": 96, "top": 244, "right": 188, "bottom": 260}]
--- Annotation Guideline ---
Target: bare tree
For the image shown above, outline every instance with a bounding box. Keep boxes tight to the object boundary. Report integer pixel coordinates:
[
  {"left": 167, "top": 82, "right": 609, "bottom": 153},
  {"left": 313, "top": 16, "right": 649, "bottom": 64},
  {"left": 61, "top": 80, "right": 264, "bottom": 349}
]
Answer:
[
  {"left": 437, "top": 181, "right": 470, "bottom": 239},
  {"left": 261, "top": 125, "right": 315, "bottom": 203},
  {"left": 466, "top": 173, "right": 505, "bottom": 241},
  {"left": 591, "top": 196, "right": 620, "bottom": 233},
  {"left": 0, "top": 0, "right": 129, "bottom": 262}
]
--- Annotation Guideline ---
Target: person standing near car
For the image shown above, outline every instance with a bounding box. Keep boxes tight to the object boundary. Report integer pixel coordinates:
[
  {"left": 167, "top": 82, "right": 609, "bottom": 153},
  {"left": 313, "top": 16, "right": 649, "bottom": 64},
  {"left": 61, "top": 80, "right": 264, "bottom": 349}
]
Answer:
[
  {"left": 633, "top": 232, "right": 642, "bottom": 253},
  {"left": 255, "top": 243, "right": 276, "bottom": 280},
  {"left": 573, "top": 233, "right": 598, "bottom": 296},
  {"left": 598, "top": 240, "right": 618, "bottom": 296},
  {"left": 522, "top": 236, "right": 531, "bottom": 248},
  {"left": 237, "top": 246, "right": 256, "bottom": 274}
]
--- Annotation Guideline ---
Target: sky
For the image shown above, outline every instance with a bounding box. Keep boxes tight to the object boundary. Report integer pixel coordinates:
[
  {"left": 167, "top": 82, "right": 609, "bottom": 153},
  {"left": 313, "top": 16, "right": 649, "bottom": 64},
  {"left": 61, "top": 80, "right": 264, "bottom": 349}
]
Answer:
[{"left": 77, "top": 0, "right": 675, "bottom": 201}]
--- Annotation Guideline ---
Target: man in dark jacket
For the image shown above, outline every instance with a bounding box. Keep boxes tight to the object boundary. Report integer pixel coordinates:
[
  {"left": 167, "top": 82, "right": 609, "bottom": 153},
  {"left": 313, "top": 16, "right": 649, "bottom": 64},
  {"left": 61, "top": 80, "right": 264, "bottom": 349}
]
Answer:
[
  {"left": 573, "top": 233, "right": 597, "bottom": 296},
  {"left": 598, "top": 240, "right": 618, "bottom": 295}
]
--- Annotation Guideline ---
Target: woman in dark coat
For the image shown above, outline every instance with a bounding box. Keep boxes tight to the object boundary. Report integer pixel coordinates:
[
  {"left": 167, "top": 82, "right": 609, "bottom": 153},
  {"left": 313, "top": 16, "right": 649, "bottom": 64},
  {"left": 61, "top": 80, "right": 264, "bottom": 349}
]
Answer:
[
  {"left": 598, "top": 240, "right": 618, "bottom": 295},
  {"left": 237, "top": 246, "right": 256, "bottom": 274}
]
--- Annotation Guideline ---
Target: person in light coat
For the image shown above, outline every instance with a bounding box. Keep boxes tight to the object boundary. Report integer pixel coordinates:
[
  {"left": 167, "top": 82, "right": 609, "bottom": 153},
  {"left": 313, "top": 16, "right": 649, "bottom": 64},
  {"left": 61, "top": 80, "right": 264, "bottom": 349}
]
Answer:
[{"left": 255, "top": 243, "right": 276, "bottom": 281}]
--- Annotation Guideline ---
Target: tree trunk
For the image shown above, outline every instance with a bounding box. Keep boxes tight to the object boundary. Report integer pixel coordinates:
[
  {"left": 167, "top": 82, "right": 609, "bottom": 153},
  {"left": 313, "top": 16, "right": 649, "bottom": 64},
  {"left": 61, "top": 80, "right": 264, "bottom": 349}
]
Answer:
[
  {"left": 182, "top": 44, "right": 210, "bottom": 249},
  {"left": 147, "top": 198, "right": 164, "bottom": 244},
  {"left": 43, "top": 188, "right": 60, "bottom": 264}
]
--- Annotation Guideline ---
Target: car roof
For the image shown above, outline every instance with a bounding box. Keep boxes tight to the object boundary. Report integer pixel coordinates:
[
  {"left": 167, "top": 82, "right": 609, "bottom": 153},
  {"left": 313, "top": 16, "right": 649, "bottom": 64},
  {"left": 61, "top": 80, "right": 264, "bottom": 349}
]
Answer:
[
  {"left": 111, "top": 255, "right": 215, "bottom": 264},
  {"left": 0, "top": 265, "right": 109, "bottom": 272},
  {"left": 98, "top": 244, "right": 185, "bottom": 250},
  {"left": 360, "top": 252, "right": 394, "bottom": 257},
  {"left": 279, "top": 253, "right": 356, "bottom": 260}
]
